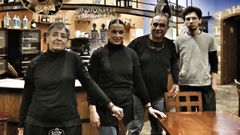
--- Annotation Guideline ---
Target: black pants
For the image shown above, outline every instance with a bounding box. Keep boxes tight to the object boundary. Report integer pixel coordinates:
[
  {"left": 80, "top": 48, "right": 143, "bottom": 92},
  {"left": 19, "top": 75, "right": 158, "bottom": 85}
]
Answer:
[
  {"left": 24, "top": 124, "right": 82, "bottom": 135},
  {"left": 180, "top": 85, "right": 216, "bottom": 111}
]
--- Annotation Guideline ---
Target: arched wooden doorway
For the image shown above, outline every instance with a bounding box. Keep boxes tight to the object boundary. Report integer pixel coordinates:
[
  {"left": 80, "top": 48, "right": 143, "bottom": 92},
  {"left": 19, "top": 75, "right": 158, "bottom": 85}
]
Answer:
[{"left": 221, "top": 15, "right": 240, "bottom": 84}]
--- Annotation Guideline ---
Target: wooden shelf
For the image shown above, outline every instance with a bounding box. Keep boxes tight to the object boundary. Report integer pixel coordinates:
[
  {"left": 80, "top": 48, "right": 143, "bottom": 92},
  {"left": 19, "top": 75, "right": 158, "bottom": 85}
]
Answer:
[{"left": 0, "top": 2, "right": 26, "bottom": 12}]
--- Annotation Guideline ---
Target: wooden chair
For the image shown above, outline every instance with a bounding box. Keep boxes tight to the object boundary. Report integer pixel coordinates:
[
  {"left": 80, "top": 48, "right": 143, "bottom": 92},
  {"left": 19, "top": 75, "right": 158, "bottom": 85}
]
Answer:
[
  {"left": 118, "top": 120, "right": 127, "bottom": 135},
  {"left": 0, "top": 112, "right": 8, "bottom": 135},
  {"left": 164, "top": 91, "right": 203, "bottom": 112},
  {"left": 234, "top": 79, "right": 240, "bottom": 117}
]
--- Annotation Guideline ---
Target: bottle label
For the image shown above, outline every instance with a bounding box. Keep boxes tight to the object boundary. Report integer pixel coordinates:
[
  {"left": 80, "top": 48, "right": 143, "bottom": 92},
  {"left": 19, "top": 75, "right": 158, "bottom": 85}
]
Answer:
[
  {"left": 23, "top": 20, "right": 28, "bottom": 29},
  {"left": 14, "top": 18, "right": 18, "bottom": 28}
]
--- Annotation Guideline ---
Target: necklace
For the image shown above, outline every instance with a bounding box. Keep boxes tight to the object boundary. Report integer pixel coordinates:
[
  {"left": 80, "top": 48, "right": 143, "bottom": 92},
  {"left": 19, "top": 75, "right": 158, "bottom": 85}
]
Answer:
[{"left": 146, "top": 39, "right": 165, "bottom": 51}]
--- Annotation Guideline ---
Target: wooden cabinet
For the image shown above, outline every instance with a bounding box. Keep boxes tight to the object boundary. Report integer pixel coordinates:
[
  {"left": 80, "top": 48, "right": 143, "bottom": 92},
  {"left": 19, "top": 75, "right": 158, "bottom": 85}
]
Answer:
[
  {"left": 0, "top": 29, "right": 7, "bottom": 75},
  {"left": 0, "top": 79, "right": 98, "bottom": 135}
]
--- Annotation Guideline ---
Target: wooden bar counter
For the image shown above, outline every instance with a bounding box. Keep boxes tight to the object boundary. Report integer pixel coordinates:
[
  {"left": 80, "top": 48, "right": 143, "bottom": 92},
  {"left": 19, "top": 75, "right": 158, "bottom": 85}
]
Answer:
[{"left": 0, "top": 78, "right": 98, "bottom": 135}]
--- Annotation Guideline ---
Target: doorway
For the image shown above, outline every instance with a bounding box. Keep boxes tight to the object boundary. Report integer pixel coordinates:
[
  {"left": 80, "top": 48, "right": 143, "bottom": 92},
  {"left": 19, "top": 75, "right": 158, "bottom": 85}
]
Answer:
[{"left": 221, "top": 15, "right": 240, "bottom": 84}]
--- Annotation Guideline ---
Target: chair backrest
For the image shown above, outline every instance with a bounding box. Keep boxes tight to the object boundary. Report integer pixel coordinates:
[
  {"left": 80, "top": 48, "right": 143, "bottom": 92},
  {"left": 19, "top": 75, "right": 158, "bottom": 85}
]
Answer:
[
  {"left": 118, "top": 120, "right": 127, "bottom": 135},
  {"left": 164, "top": 91, "right": 203, "bottom": 112},
  {"left": 234, "top": 79, "right": 240, "bottom": 117},
  {"left": 0, "top": 112, "right": 8, "bottom": 135}
]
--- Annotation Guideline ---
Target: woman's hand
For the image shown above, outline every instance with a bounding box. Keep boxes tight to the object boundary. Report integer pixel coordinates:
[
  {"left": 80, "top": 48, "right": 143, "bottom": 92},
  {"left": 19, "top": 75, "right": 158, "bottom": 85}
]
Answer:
[
  {"left": 111, "top": 105, "right": 124, "bottom": 120},
  {"left": 108, "top": 102, "right": 124, "bottom": 120},
  {"left": 148, "top": 107, "right": 167, "bottom": 119},
  {"left": 89, "top": 105, "right": 101, "bottom": 127},
  {"left": 17, "top": 128, "right": 24, "bottom": 135}
]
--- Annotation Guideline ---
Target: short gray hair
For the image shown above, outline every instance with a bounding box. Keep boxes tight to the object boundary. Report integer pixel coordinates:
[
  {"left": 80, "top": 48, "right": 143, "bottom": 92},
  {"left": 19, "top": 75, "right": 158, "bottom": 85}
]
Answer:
[
  {"left": 151, "top": 13, "right": 170, "bottom": 25},
  {"left": 46, "top": 22, "right": 70, "bottom": 39}
]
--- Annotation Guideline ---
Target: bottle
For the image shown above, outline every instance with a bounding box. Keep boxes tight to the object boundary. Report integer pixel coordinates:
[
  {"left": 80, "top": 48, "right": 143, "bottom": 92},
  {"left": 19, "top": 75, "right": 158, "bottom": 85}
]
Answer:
[
  {"left": 13, "top": 15, "right": 17, "bottom": 29},
  {"left": 23, "top": 15, "right": 28, "bottom": 29},
  {"left": 8, "top": 16, "right": 11, "bottom": 29},
  {"left": 127, "top": 0, "right": 132, "bottom": 8},
  {"left": 116, "top": 0, "right": 120, "bottom": 6},
  {"left": 17, "top": 16, "right": 21, "bottom": 29},
  {"left": 3, "top": 12, "right": 11, "bottom": 28},
  {"left": 120, "top": 0, "right": 124, "bottom": 7}
]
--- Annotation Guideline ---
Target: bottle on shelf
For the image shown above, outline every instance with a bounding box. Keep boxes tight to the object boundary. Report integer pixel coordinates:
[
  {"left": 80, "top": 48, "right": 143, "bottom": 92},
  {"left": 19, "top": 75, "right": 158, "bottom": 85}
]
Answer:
[
  {"left": 13, "top": 15, "right": 17, "bottom": 29},
  {"left": 13, "top": 15, "right": 21, "bottom": 29},
  {"left": 23, "top": 15, "right": 28, "bottom": 29},
  {"left": 116, "top": 0, "right": 120, "bottom": 6},
  {"left": 120, "top": 0, "right": 125, "bottom": 7},
  {"left": 3, "top": 12, "right": 11, "bottom": 28},
  {"left": 16, "top": 16, "right": 21, "bottom": 29},
  {"left": 126, "top": 0, "right": 132, "bottom": 8}
]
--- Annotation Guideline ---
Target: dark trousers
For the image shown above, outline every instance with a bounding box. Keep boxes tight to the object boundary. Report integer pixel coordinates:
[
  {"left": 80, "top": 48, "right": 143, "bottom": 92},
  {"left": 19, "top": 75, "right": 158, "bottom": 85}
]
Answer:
[
  {"left": 180, "top": 85, "right": 216, "bottom": 111},
  {"left": 24, "top": 124, "right": 82, "bottom": 135}
]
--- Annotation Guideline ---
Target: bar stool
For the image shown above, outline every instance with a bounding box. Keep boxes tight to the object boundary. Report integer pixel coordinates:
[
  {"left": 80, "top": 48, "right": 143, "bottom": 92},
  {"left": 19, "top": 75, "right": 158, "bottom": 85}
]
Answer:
[{"left": 0, "top": 112, "right": 8, "bottom": 135}]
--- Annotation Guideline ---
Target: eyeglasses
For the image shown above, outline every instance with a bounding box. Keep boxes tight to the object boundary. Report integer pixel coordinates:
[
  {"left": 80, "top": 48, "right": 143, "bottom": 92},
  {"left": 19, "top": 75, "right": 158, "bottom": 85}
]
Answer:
[
  {"left": 152, "top": 23, "right": 167, "bottom": 28},
  {"left": 50, "top": 32, "right": 68, "bottom": 39}
]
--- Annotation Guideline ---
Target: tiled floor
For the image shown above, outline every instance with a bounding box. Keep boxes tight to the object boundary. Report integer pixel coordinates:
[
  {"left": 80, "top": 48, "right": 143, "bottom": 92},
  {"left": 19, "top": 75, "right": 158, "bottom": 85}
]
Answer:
[{"left": 140, "top": 84, "right": 239, "bottom": 135}]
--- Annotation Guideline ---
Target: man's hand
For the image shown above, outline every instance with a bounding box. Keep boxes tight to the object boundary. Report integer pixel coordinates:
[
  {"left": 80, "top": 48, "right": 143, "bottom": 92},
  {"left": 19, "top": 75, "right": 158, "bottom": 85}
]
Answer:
[
  {"left": 211, "top": 73, "right": 217, "bottom": 91},
  {"left": 169, "top": 84, "right": 179, "bottom": 97},
  {"left": 147, "top": 107, "right": 167, "bottom": 119}
]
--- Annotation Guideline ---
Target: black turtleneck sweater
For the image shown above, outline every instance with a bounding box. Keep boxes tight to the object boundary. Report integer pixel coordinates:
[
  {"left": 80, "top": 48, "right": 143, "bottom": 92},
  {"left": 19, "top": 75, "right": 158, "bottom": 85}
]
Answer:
[
  {"left": 18, "top": 50, "right": 110, "bottom": 127},
  {"left": 88, "top": 42, "right": 150, "bottom": 125}
]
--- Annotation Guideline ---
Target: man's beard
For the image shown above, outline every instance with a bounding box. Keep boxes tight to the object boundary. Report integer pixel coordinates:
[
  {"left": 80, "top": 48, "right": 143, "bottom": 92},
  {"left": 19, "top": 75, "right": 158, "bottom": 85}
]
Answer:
[{"left": 188, "top": 26, "right": 197, "bottom": 32}]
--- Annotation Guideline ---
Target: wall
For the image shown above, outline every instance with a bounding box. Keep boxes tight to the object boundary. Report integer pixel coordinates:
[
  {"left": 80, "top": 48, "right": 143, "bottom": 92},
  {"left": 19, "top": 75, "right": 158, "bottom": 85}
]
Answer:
[{"left": 143, "top": 0, "right": 240, "bottom": 37}]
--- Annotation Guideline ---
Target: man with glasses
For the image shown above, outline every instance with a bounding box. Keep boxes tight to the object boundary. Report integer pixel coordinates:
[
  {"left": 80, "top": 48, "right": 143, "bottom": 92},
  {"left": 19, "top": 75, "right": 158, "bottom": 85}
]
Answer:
[
  {"left": 175, "top": 6, "right": 218, "bottom": 111},
  {"left": 128, "top": 13, "right": 179, "bottom": 135}
]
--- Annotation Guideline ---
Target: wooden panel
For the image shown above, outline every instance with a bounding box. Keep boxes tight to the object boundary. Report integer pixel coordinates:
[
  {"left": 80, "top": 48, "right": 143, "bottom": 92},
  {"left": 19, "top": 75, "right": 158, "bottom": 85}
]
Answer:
[
  {"left": 76, "top": 89, "right": 89, "bottom": 119},
  {"left": 0, "top": 89, "right": 22, "bottom": 122},
  {"left": 75, "top": 88, "right": 99, "bottom": 135},
  {"left": 167, "top": 73, "right": 173, "bottom": 91},
  {"left": 0, "top": 87, "right": 98, "bottom": 135}
]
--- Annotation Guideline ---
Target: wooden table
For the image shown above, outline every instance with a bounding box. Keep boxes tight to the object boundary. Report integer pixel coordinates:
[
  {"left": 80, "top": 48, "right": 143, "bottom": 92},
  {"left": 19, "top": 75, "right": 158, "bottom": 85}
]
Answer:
[{"left": 158, "top": 111, "right": 240, "bottom": 135}]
